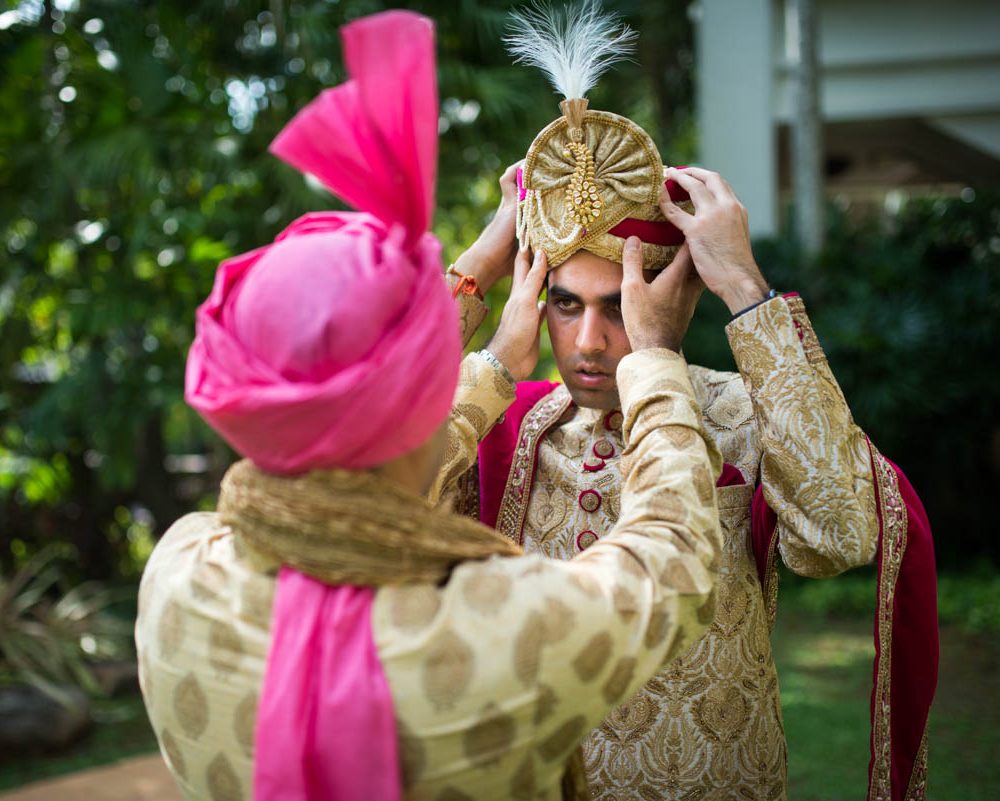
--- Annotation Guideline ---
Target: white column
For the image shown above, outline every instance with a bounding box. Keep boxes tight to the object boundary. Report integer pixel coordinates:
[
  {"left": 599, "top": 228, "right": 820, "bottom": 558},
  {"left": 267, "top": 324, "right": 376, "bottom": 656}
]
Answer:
[
  {"left": 695, "top": 0, "right": 778, "bottom": 237},
  {"left": 789, "top": 0, "right": 825, "bottom": 254}
]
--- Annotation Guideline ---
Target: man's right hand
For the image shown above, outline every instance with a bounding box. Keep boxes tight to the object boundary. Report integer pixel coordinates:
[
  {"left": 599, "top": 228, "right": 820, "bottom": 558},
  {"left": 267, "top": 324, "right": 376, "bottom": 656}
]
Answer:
[
  {"left": 487, "top": 247, "right": 547, "bottom": 382},
  {"left": 621, "top": 237, "right": 704, "bottom": 352}
]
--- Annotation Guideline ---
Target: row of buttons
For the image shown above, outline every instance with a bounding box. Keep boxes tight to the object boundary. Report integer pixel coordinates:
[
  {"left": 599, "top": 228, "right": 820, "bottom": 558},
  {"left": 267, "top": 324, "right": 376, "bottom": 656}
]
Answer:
[{"left": 576, "top": 410, "right": 623, "bottom": 552}]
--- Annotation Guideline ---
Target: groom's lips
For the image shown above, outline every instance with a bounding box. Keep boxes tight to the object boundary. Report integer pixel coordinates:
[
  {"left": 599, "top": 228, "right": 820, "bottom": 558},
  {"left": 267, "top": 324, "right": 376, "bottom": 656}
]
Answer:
[{"left": 574, "top": 363, "right": 613, "bottom": 389}]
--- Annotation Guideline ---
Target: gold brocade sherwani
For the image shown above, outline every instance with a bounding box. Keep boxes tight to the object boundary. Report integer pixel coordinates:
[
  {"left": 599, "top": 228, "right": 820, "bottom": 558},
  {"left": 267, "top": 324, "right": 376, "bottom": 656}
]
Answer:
[
  {"left": 434, "top": 292, "right": 881, "bottom": 801},
  {"left": 135, "top": 348, "right": 725, "bottom": 801}
]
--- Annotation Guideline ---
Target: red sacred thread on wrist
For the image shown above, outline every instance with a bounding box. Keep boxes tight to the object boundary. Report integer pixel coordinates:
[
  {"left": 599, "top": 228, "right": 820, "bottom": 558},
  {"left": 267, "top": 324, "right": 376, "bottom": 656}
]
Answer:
[{"left": 447, "top": 267, "right": 484, "bottom": 301}]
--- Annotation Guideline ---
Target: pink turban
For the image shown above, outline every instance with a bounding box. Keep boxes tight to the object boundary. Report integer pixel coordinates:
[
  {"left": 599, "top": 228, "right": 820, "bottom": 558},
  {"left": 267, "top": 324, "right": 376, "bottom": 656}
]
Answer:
[{"left": 185, "top": 11, "right": 460, "bottom": 474}]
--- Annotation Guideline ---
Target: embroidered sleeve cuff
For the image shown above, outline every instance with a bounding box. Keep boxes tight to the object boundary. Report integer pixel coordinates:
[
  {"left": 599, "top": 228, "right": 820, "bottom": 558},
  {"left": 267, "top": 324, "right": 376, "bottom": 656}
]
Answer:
[
  {"left": 455, "top": 351, "right": 517, "bottom": 439},
  {"left": 724, "top": 293, "right": 827, "bottom": 392}
]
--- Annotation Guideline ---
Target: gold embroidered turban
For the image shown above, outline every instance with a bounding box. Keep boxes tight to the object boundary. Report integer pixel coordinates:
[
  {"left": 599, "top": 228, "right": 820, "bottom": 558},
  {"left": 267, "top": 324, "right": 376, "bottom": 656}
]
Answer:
[{"left": 508, "top": 1, "right": 690, "bottom": 270}]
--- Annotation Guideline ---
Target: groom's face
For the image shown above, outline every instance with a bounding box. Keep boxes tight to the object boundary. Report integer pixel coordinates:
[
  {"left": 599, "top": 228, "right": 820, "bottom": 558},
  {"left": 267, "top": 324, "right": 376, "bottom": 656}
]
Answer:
[{"left": 546, "top": 250, "right": 632, "bottom": 411}]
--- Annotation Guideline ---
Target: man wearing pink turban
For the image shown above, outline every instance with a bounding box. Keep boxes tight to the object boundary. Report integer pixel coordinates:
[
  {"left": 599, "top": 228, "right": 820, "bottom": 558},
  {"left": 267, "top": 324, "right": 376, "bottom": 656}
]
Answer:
[{"left": 135, "top": 9, "right": 725, "bottom": 801}]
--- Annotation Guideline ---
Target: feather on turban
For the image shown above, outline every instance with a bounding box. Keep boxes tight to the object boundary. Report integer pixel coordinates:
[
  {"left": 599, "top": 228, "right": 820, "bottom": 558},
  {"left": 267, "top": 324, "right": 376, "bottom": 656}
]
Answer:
[{"left": 507, "top": 1, "right": 692, "bottom": 270}]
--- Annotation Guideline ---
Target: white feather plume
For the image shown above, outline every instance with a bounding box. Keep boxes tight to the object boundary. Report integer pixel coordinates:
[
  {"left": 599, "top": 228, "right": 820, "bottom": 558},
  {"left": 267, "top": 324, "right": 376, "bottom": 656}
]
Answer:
[{"left": 504, "top": 0, "right": 638, "bottom": 100}]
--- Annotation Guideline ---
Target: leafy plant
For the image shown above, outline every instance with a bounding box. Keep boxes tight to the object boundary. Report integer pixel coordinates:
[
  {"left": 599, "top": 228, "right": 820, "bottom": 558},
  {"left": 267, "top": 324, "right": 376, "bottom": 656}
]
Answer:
[
  {"left": 1, "top": 0, "right": 693, "bottom": 580},
  {"left": 0, "top": 545, "right": 134, "bottom": 704}
]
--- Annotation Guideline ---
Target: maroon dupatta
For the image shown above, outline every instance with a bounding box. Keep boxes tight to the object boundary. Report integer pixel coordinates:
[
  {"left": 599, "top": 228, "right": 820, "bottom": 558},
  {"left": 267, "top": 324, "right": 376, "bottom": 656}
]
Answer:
[{"left": 751, "top": 439, "right": 938, "bottom": 801}]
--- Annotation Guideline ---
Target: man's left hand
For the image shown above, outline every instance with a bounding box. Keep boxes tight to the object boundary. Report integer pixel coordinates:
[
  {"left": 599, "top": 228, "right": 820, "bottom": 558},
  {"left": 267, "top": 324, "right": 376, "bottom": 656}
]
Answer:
[
  {"left": 622, "top": 238, "right": 704, "bottom": 353},
  {"left": 660, "top": 167, "right": 770, "bottom": 314}
]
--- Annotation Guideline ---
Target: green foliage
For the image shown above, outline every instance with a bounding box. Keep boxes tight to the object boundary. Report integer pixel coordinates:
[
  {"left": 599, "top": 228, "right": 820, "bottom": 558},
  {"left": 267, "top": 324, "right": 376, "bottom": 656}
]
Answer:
[
  {"left": 0, "top": 545, "right": 135, "bottom": 703},
  {"left": 0, "top": 693, "right": 158, "bottom": 790},
  {"left": 779, "top": 566, "right": 1000, "bottom": 635},
  {"left": 937, "top": 568, "right": 1000, "bottom": 635},
  {"left": 777, "top": 568, "right": 877, "bottom": 620}
]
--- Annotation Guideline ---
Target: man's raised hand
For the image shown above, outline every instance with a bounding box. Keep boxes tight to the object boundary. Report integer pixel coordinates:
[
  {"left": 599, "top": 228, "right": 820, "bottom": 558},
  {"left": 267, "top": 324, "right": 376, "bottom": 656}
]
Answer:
[
  {"left": 487, "top": 247, "right": 547, "bottom": 382},
  {"left": 660, "top": 167, "right": 770, "bottom": 314},
  {"left": 451, "top": 162, "right": 522, "bottom": 293},
  {"left": 621, "top": 237, "right": 704, "bottom": 353}
]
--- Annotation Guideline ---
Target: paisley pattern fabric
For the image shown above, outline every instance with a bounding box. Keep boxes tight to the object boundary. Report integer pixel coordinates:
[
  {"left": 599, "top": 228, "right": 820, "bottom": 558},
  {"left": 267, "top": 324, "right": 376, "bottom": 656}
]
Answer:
[
  {"left": 136, "top": 349, "right": 724, "bottom": 801},
  {"left": 727, "top": 295, "right": 879, "bottom": 578},
  {"left": 439, "top": 293, "right": 881, "bottom": 800}
]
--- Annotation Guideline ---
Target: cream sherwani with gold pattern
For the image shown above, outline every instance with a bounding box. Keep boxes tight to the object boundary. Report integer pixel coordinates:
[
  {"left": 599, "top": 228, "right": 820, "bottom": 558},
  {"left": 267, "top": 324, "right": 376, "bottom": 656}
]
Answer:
[
  {"left": 436, "top": 293, "right": 880, "bottom": 801},
  {"left": 135, "top": 348, "right": 725, "bottom": 801}
]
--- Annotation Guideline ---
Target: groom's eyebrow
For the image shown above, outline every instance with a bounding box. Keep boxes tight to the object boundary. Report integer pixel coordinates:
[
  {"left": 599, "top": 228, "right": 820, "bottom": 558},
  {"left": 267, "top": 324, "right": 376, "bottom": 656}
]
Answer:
[
  {"left": 548, "top": 285, "right": 621, "bottom": 307},
  {"left": 547, "top": 285, "right": 581, "bottom": 304}
]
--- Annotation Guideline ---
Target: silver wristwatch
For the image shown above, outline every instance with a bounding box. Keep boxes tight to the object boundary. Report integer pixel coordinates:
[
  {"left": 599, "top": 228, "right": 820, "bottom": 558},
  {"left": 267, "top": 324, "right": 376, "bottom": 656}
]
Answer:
[{"left": 477, "top": 349, "right": 516, "bottom": 386}]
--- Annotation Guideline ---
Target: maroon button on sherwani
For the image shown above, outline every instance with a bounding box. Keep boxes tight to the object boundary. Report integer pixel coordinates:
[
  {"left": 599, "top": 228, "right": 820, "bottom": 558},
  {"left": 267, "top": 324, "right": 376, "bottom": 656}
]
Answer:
[
  {"left": 579, "top": 489, "right": 602, "bottom": 513},
  {"left": 593, "top": 439, "right": 615, "bottom": 459}
]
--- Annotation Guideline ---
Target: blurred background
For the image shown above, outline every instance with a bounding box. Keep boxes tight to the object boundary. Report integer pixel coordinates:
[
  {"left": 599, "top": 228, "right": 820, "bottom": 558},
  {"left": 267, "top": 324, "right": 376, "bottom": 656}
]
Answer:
[{"left": 0, "top": 0, "right": 997, "bottom": 798}]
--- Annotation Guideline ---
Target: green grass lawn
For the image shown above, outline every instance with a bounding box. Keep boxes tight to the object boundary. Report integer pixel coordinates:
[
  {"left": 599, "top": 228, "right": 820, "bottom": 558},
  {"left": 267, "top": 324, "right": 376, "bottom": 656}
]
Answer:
[{"left": 773, "top": 580, "right": 1000, "bottom": 801}]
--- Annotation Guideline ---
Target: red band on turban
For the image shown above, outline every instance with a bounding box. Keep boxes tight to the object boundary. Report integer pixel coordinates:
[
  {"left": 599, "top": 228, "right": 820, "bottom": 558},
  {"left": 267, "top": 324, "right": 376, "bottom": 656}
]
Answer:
[{"left": 606, "top": 174, "right": 691, "bottom": 246}]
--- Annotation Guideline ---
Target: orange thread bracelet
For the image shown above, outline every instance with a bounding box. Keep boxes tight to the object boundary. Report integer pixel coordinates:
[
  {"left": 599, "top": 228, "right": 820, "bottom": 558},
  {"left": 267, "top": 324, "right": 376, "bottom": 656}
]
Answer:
[{"left": 447, "top": 265, "right": 484, "bottom": 301}]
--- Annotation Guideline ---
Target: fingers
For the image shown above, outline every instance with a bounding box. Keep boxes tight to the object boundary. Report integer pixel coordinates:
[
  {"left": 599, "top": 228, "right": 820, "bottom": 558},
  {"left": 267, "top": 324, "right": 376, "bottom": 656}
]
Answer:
[
  {"left": 670, "top": 166, "right": 734, "bottom": 200},
  {"left": 621, "top": 236, "right": 644, "bottom": 286},
  {"left": 513, "top": 247, "right": 532, "bottom": 285},
  {"left": 664, "top": 167, "right": 712, "bottom": 209},
  {"left": 498, "top": 160, "right": 524, "bottom": 199},
  {"left": 659, "top": 185, "right": 692, "bottom": 231},
  {"left": 670, "top": 242, "right": 693, "bottom": 273},
  {"left": 650, "top": 242, "right": 692, "bottom": 290},
  {"left": 676, "top": 244, "right": 706, "bottom": 291},
  {"left": 524, "top": 248, "right": 548, "bottom": 297}
]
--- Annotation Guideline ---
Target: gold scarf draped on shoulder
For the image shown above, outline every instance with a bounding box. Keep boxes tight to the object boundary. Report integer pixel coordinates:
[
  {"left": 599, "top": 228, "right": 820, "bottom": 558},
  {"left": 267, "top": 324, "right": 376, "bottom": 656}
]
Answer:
[{"left": 218, "top": 459, "right": 521, "bottom": 586}]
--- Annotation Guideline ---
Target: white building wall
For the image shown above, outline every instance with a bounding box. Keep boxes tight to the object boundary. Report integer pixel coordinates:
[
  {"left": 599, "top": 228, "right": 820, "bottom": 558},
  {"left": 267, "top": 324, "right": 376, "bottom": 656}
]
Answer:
[{"left": 695, "top": 0, "right": 778, "bottom": 236}]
